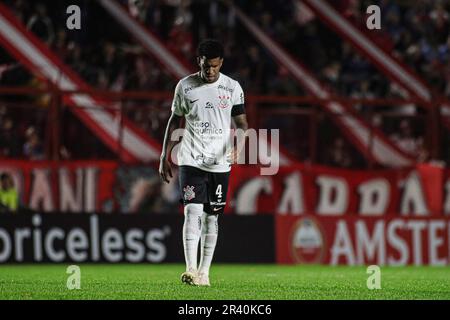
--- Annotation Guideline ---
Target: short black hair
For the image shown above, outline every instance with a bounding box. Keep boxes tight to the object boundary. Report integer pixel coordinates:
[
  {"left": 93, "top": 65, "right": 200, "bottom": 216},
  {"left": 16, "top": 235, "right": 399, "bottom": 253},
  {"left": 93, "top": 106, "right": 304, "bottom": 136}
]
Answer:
[{"left": 197, "top": 39, "right": 224, "bottom": 59}]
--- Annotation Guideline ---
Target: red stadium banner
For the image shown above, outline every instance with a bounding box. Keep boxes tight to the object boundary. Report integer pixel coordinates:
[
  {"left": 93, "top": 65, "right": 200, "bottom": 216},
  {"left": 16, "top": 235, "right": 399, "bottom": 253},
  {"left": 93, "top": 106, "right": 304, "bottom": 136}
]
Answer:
[
  {"left": 0, "top": 160, "right": 118, "bottom": 212},
  {"left": 276, "top": 215, "right": 450, "bottom": 266},
  {"left": 2, "top": 160, "right": 450, "bottom": 217},
  {"left": 0, "top": 160, "right": 182, "bottom": 213},
  {"left": 226, "top": 163, "right": 449, "bottom": 216}
]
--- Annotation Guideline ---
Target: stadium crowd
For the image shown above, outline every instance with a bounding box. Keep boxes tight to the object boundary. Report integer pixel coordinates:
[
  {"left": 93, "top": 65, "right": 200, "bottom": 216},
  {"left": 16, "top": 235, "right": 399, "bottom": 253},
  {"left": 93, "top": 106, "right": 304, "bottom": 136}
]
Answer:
[{"left": 0, "top": 0, "right": 449, "bottom": 167}]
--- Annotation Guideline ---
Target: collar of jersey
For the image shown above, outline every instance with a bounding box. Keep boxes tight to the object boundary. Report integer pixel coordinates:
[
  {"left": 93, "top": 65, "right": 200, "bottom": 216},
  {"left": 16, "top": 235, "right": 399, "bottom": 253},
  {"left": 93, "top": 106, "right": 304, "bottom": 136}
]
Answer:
[{"left": 198, "top": 72, "right": 222, "bottom": 86}]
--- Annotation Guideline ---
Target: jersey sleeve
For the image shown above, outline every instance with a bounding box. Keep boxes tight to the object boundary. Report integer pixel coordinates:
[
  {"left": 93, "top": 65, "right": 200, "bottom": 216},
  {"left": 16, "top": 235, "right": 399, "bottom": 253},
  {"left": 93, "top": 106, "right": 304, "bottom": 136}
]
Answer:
[
  {"left": 171, "top": 81, "right": 185, "bottom": 116},
  {"left": 231, "top": 81, "right": 245, "bottom": 117}
]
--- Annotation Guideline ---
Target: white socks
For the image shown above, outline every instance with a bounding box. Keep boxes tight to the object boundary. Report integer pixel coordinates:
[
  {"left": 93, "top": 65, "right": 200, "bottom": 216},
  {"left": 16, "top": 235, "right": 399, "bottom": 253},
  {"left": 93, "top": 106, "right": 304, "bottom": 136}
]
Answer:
[
  {"left": 183, "top": 203, "right": 203, "bottom": 272},
  {"left": 182, "top": 204, "right": 219, "bottom": 276},
  {"left": 198, "top": 213, "right": 218, "bottom": 276}
]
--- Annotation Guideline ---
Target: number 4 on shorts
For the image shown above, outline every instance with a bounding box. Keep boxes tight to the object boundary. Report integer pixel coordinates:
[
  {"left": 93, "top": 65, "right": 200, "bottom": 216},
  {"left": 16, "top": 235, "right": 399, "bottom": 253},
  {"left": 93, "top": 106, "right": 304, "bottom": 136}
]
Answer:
[{"left": 216, "top": 184, "right": 222, "bottom": 198}]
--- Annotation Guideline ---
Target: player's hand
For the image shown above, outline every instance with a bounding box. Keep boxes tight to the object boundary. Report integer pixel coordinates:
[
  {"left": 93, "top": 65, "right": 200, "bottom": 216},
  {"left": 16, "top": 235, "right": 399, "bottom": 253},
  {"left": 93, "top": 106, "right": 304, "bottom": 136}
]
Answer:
[
  {"left": 159, "top": 157, "right": 173, "bottom": 183},
  {"left": 229, "top": 147, "right": 240, "bottom": 164}
]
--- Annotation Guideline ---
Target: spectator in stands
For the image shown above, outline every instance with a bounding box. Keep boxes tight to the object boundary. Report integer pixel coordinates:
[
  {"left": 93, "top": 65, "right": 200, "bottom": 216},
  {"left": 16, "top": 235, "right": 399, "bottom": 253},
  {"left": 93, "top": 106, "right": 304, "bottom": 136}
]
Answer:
[
  {"left": 23, "top": 126, "right": 45, "bottom": 160},
  {"left": 0, "top": 116, "right": 21, "bottom": 158},
  {"left": 26, "top": 3, "right": 55, "bottom": 46},
  {"left": 125, "top": 171, "right": 180, "bottom": 214},
  {"left": 99, "top": 41, "right": 122, "bottom": 88},
  {"left": 429, "top": 1, "right": 449, "bottom": 44},
  {"left": 128, "top": 175, "right": 178, "bottom": 214},
  {"left": 53, "top": 28, "right": 68, "bottom": 58},
  {"left": 321, "top": 61, "right": 341, "bottom": 90},
  {"left": 0, "top": 63, "right": 19, "bottom": 83},
  {"left": 159, "top": 0, "right": 178, "bottom": 40},
  {"left": 0, "top": 172, "right": 18, "bottom": 213},
  {"left": 350, "top": 80, "right": 375, "bottom": 113},
  {"left": 167, "top": 22, "right": 195, "bottom": 63},
  {"left": 325, "top": 137, "right": 353, "bottom": 168},
  {"left": 438, "top": 35, "right": 450, "bottom": 63},
  {"left": 267, "top": 66, "right": 302, "bottom": 96},
  {"left": 415, "top": 136, "right": 430, "bottom": 163},
  {"left": 128, "top": 176, "right": 162, "bottom": 213},
  {"left": 7, "top": 0, "right": 29, "bottom": 24},
  {"left": 390, "top": 119, "right": 428, "bottom": 162},
  {"left": 385, "top": 7, "right": 404, "bottom": 44},
  {"left": 189, "top": 0, "right": 213, "bottom": 45},
  {"left": 128, "top": 0, "right": 149, "bottom": 23},
  {"left": 341, "top": 52, "right": 372, "bottom": 95},
  {"left": 59, "top": 145, "right": 72, "bottom": 160},
  {"left": 390, "top": 119, "right": 416, "bottom": 154}
]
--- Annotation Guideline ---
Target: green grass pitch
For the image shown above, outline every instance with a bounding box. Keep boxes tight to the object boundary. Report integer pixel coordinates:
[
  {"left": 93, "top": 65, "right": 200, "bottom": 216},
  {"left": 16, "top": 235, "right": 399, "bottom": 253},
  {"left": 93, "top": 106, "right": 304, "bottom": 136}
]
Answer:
[{"left": 0, "top": 264, "right": 449, "bottom": 300}]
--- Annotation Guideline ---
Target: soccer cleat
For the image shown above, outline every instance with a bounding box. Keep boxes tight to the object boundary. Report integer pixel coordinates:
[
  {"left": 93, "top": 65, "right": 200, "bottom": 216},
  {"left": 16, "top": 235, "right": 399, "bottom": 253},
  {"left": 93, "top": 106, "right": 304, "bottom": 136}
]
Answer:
[
  {"left": 181, "top": 271, "right": 196, "bottom": 285},
  {"left": 193, "top": 273, "right": 210, "bottom": 287}
]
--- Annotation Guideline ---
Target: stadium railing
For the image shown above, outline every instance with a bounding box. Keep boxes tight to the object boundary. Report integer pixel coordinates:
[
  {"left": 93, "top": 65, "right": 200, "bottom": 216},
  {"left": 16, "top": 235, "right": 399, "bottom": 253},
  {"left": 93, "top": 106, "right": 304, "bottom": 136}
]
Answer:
[{"left": 0, "top": 86, "right": 448, "bottom": 168}]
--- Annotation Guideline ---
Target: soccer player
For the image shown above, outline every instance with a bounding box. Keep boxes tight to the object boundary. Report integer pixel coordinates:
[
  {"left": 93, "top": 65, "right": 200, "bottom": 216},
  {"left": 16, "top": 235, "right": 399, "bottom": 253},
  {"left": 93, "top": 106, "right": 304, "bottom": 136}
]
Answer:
[{"left": 159, "top": 39, "right": 248, "bottom": 286}]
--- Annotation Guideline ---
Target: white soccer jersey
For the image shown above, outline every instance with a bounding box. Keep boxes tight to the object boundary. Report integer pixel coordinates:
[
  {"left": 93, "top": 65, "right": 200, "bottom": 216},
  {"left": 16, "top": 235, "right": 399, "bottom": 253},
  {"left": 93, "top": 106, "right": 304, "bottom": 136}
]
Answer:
[{"left": 171, "top": 72, "right": 245, "bottom": 173}]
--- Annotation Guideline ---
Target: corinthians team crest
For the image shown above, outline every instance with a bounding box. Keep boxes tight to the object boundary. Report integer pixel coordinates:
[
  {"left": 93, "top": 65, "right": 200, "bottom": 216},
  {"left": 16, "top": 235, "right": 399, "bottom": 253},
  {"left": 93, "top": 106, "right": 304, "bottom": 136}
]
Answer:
[
  {"left": 218, "top": 95, "right": 230, "bottom": 108},
  {"left": 183, "top": 185, "right": 196, "bottom": 201},
  {"left": 290, "top": 217, "right": 325, "bottom": 264}
]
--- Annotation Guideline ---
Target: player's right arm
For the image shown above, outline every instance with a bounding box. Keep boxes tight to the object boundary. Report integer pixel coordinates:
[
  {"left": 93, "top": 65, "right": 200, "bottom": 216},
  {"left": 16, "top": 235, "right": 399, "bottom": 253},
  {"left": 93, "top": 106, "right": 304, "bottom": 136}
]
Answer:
[
  {"left": 159, "top": 81, "right": 185, "bottom": 183},
  {"left": 159, "top": 112, "right": 183, "bottom": 183}
]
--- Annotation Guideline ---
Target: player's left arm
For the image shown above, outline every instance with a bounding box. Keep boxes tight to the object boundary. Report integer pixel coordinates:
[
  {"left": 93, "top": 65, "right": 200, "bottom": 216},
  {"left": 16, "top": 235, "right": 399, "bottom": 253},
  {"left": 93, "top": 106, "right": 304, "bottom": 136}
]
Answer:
[
  {"left": 230, "top": 82, "right": 248, "bottom": 164},
  {"left": 231, "top": 113, "right": 248, "bottom": 164},
  {"left": 233, "top": 114, "right": 248, "bottom": 131}
]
